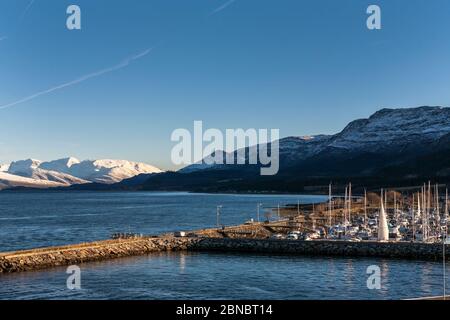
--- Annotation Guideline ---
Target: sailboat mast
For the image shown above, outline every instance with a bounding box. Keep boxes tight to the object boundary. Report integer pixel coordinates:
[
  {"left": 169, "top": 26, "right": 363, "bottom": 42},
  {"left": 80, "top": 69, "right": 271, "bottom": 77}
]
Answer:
[
  {"left": 381, "top": 188, "right": 383, "bottom": 228},
  {"left": 412, "top": 193, "right": 415, "bottom": 242},
  {"left": 444, "top": 188, "right": 448, "bottom": 245},
  {"left": 428, "top": 181, "right": 432, "bottom": 240},
  {"left": 349, "top": 183, "right": 352, "bottom": 224},
  {"left": 394, "top": 191, "right": 397, "bottom": 222},
  {"left": 444, "top": 187, "right": 448, "bottom": 300},
  {"left": 436, "top": 184, "right": 440, "bottom": 238},
  {"left": 446, "top": 188, "right": 449, "bottom": 222},
  {"left": 344, "top": 186, "right": 348, "bottom": 224},
  {"left": 423, "top": 183, "right": 427, "bottom": 242},
  {"left": 420, "top": 187, "right": 424, "bottom": 242},
  {"left": 328, "top": 183, "right": 332, "bottom": 226},
  {"left": 364, "top": 188, "right": 367, "bottom": 228}
]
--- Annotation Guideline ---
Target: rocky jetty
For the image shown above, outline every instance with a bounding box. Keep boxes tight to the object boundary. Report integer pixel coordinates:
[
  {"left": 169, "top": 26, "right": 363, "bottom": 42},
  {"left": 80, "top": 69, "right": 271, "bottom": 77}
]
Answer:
[
  {"left": 2, "top": 237, "right": 450, "bottom": 273},
  {"left": 0, "top": 237, "right": 198, "bottom": 273},
  {"left": 191, "top": 238, "right": 450, "bottom": 261}
]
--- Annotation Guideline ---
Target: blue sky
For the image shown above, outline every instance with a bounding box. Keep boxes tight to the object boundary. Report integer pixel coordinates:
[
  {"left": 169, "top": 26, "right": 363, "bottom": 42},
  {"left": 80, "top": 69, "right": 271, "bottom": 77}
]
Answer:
[{"left": 1, "top": 0, "right": 450, "bottom": 170}]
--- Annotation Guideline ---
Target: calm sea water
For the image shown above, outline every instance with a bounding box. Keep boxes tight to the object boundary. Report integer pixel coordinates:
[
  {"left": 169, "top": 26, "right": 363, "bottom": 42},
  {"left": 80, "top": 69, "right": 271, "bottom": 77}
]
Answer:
[{"left": 0, "top": 192, "right": 447, "bottom": 300}]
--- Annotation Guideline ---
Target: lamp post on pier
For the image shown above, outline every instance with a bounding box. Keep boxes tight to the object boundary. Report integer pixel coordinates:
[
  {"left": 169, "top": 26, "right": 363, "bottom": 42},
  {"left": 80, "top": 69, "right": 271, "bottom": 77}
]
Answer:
[
  {"left": 257, "top": 203, "right": 263, "bottom": 223},
  {"left": 216, "top": 205, "right": 222, "bottom": 228}
]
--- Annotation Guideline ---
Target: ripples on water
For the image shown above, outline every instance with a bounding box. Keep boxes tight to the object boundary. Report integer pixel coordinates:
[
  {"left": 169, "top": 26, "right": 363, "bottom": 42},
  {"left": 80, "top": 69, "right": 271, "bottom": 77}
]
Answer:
[
  {"left": 0, "top": 192, "right": 447, "bottom": 300},
  {"left": 0, "top": 252, "right": 447, "bottom": 300},
  {"left": 0, "top": 192, "right": 326, "bottom": 251}
]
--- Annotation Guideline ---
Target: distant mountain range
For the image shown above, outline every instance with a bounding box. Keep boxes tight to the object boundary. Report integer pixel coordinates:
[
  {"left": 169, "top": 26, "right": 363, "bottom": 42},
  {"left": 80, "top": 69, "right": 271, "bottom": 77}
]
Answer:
[
  {"left": 2, "top": 106, "right": 450, "bottom": 193},
  {"left": 0, "top": 157, "right": 162, "bottom": 190},
  {"left": 118, "top": 106, "right": 450, "bottom": 193}
]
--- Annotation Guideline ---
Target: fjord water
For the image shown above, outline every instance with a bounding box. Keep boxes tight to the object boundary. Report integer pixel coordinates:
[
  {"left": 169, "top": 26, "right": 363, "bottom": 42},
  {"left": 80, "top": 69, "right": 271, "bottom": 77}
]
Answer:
[
  {"left": 0, "top": 192, "right": 447, "bottom": 300},
  {"left": 0, "top": 192, "right": 327, "bottom": 252}
]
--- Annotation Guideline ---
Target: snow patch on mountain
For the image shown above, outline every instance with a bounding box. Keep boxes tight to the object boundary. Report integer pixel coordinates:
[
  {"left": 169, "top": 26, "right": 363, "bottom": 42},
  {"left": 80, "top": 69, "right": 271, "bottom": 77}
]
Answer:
[
  {"left": 328, "top": 106, "right": 450, "bottom": 150},
  {"left": 8, "top": 159, "right": 42, "bottom": 175},
  {"left": 0, "top": 171, "right": 66, "bottom": 190},
  {"left": 0, "top": 157, "right": 163, "bottom": 190},
  {"left": 69, "top": 159, "right": 163, "bottom": 183},
  {"left": 40, "top": 157, "right": 80, "bottom": 173},
  {"left": 180, "top": 106, "right": 450, "bottom": 173},
  {"left": 6, "top": 158, "right": 88, "bottom": 185}
]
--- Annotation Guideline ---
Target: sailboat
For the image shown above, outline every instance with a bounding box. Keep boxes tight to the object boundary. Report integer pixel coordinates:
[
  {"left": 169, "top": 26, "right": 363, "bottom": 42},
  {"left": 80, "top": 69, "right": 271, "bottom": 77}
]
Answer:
[
  {"left": 415, "top": 190, "right": 424, "bottom": 242},
  {"left": 364, "top": 188, "right": 368, "bottom": 228},
  {"left": 328, "top": 182, "right": 332, "bottom": 227},
  {"left": 435, "top": 184, "right": 441, "bottom": 240},
  {"left": 411, "top": 193, "right": 416, "bottom": 242},
  {"left": 378, "top": 190, "right": 389, "bottom": 242},
  {"left": 343, "top": 185, "right": 349, "bottom": 227},
  {"left": 444, "top": 188, "right": 449, "bottom": 244},
  {"left": 348, "top": 182, "right": 352, "bottom": 225}
]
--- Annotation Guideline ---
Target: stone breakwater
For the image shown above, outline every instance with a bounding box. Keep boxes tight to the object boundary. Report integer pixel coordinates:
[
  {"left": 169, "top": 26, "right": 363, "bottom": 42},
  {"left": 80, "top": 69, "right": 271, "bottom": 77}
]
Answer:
[
  {"left": 0, "top": 237, "right": 198, "bottom": 273},
  {"left": 191, "top": 238, "right": 450, "bottom": 261},
  {"left": 1, "top": 238, "right": 449, "bottom": 273}
]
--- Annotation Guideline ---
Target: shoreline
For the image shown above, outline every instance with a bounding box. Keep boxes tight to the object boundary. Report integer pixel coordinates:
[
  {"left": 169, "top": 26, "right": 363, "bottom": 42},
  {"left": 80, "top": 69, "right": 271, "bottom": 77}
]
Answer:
[{"left": 0, "top": 188, "right": 331, "bottom": 196}]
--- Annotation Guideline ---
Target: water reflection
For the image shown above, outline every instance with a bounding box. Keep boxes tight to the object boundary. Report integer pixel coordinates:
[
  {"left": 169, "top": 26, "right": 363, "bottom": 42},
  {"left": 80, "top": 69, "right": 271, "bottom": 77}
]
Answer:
[{"left": 0, "top": 252, "right": 446, "bottom": 300}]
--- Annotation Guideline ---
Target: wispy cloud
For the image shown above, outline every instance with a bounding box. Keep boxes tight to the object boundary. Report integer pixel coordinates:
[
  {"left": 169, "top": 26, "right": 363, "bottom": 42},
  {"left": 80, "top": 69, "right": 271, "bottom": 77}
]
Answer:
[
  {"left": 20, "top": 0, "right": 36, "bottom": 21},
  {"left": 209, "top": 0, "right": 237, "bottom": 16},
  {"left": 0, "top": 48, "right": 153, "bottom": 110},
  {"left": 0, "top": 1, "right": 36, "bottom": 43}
]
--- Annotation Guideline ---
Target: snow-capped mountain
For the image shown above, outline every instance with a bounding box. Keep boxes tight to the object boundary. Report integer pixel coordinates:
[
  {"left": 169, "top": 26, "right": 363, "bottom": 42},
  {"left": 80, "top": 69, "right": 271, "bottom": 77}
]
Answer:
[
  {"left": 67, "top": 159, "right": 163, "bottom": 184},
  {"left": 6, "top": 159, "right": 88, "bottom": 185},
  {"left": 181, "top": 106, "right": 450, "bottom": 174},
  {"left": 0, "top": 157, "right": 163, "bottom": 190},
  {"left": 39, "top": 157, "right": 81, "bottom": 173},
  {"left": 327, "top": 107, "right": 450, "bottom": 151},
  {"left": 178, "top": 151, "right": 232, "bottom": 173},
  {"left": 3, "top": 106, "right": 450, "bottom": 192},
  {"left": 0, "top": 171, "right": 66, "bottom": 190},
  {"left": 140, "top": 106, "right": 450, "bottom": 192},
  {"left": 179, "top": 135, "right": 331, "bottom": 173}
]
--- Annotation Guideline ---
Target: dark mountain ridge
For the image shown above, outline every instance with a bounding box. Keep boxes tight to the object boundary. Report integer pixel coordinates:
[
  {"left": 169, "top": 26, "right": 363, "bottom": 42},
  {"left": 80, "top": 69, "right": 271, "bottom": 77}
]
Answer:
[{"left": 6, "top": 106, "right": 450, "bottom": 193}]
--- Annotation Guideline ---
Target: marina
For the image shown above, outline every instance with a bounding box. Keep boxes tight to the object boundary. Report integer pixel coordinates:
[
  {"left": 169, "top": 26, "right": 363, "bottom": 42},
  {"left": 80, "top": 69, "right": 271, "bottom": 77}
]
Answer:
[
  {"left": 0, "top": 191, "right": 449, "bottom": 300},
  {"left": 1, "top": 182, "right": 450, "bottom": 275},
  {"left": 269, "top": 182, "right": 450, "bottom": 245}
]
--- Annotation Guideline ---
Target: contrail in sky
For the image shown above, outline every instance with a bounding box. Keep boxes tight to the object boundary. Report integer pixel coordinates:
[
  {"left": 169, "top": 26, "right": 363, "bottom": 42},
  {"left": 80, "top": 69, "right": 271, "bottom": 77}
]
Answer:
[
  {"left": 0, "top": 48, "right": 153, "bottom": 110},
  {"left": 209, "top": 0, "right": 237, "bottom": 16},
  {"left": 0, "top": 1, "right": 36, "bottom": 42}
]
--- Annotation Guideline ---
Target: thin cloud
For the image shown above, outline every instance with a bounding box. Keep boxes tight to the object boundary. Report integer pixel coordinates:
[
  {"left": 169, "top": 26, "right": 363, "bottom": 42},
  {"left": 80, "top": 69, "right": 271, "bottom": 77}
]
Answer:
[
  {"left": 20, "top": 0, "right": 36, "bottom": 21},
  {"left": 209, "top": 0, "right": 237, "bottom": 16},
  {"left": 0, "top": 48, "right": 153, "bottom": 110},
  {"left": 0, "top": 0, "right": 36, "bottom": 43}
]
